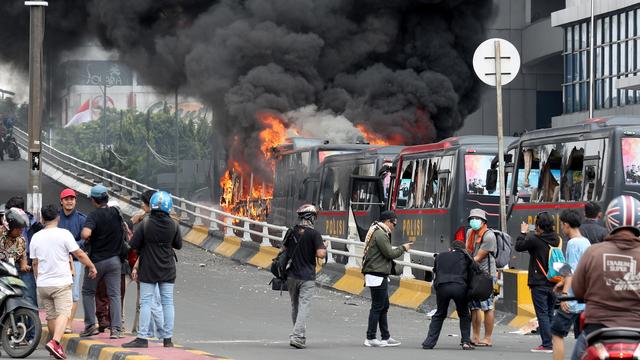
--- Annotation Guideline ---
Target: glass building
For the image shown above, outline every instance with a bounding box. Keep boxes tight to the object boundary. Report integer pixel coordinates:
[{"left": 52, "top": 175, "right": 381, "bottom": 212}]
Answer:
[{"left": 553, "top": 0, "right": 640, "bottom": 126}]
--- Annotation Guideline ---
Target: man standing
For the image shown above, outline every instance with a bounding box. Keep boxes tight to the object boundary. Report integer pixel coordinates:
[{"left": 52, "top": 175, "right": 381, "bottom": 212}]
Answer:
[
  {"left": 123, "top": 191, "right": 182, "bottom": 348},
  {"left": 57, "top": 189, "right": 87, "bottom": 333},
  {"left": 80, "top": 185, "right": 124, "bottom": 339},
  {"left": 464, "top": 209, "right": 496, "bottom": 347},
  {"left": 550, "top": 209, "right": 590, "bottom": 360},
  {"left": 579, "top": 201, "right": 607, "bottom": 244},
  {"left": 571, "top": 195, "right": 640, "bottom": 360},
  {"left": 30, "top": 205, "right": 97, "bottom": 359},
  {"left": 515, "top": 212, "right": 561, "bottom": 353},
  {"left": 362, "top": 211, "right": 410, "bottom": 348},
  {"left": 282, "top": 204, "right": 326, "bottom": 349}
]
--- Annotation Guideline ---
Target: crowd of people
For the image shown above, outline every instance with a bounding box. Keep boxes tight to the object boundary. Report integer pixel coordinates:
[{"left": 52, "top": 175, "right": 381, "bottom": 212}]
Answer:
[
  {"left": 0, "top": 184, "right": 183, "bottom": 359},
  {"left": 281, "top": 198, "right": 639, "bottom": 359}
]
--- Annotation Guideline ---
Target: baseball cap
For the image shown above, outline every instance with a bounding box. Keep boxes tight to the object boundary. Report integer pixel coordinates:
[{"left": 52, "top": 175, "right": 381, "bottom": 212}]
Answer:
[
  {"left": 89, "top": 184, "right": 109, "bottom": 199},
  {"left": 60, "top": 188, "right": 76, "bottom": 200}
]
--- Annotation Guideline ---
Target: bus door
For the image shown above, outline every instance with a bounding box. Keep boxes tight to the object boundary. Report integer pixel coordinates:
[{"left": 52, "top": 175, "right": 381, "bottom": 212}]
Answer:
[
  {"left": 349, "top": 175, "right": 385, "bottom": 241},
  {"left": 430, "top": 155, "right": 455, "bottom": 254}
]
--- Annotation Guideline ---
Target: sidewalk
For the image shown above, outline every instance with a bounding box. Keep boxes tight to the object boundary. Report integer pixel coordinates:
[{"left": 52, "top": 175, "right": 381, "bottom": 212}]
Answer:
[{"left": 40, "top": 316, "right": 231, "bottom": 360}]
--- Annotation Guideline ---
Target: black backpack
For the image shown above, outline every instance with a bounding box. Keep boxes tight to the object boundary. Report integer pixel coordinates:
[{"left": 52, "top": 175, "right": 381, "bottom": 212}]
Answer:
[
  {"left": 465, "top": 252, "right": 494, "bottom": 301},
  {"left": 269, "top": 227, "right": 303, "bottom": 291}
]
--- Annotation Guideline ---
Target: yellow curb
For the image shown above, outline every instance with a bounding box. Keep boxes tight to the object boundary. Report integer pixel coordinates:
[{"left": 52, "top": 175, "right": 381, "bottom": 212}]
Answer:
[
  {"left": 449, "top": 310, "right": 459, "bottom": 319},
  {"left": 214, "top": 236, "right": 242, "bottom": 257},
  {"left": 122, "top": 356, "right": 158, "bottom": 360},
  {"left": 61, "top": 333, "right": 79, "bottom": 347},
  {"left": 389, "top": 278, "right": 431, "bottom": 309},
  {"left": 247, "top": 245, "right": 279, "bottom": 268},
  {"left": 333, "top": 267, "right": 364, "bottom": 295},
  {"left": 509, "top": 303, "right": 536, "bottom": 328},
  {"left": 98, "top": 346, "right": 131, "bottom": 360},
  {"left": 183, "top": 226, "right": 210, "bottom": 246},
  {"left": 75, "top": 340, "right": 104, "bottom": 357}
]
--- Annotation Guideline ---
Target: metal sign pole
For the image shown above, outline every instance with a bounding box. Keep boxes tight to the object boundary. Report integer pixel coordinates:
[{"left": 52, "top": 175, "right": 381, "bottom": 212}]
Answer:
[
  {"left": 25, "top": 1, "right": 48, "bottom": 222},
  {"left": 494, "top": 40, "right": 507, "bottom": 233}
]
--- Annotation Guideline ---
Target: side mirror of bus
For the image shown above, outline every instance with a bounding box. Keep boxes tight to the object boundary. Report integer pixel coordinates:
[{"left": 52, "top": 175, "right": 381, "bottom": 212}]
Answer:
[{"left": 486, "top": 169, "right": 498, "bottom": 194}]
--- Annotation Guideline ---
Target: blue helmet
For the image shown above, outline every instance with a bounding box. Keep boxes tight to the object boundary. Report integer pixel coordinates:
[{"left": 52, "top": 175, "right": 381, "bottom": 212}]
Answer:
[{"left": 150, "top": 191, "right": 173, "bottom": 214}]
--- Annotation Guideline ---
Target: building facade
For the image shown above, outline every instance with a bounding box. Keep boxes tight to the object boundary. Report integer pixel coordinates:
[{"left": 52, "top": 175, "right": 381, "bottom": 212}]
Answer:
[
  {"left": 552, "top": 0, "right": 640, "bottom": 127},
  {"left": 458, "top": 0, "right": 566, "bottom": 136}
]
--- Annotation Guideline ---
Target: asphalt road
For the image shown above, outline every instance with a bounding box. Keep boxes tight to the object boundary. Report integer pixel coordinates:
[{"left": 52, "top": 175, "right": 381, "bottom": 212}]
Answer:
[{"left": 1, "top": 159, "right": 577, "bottom": 360}]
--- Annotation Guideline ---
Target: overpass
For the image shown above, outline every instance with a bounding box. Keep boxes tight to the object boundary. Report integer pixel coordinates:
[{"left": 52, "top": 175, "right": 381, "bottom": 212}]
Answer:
[{"left": 0, "top": 129, "right": 549, "bottom": 360}]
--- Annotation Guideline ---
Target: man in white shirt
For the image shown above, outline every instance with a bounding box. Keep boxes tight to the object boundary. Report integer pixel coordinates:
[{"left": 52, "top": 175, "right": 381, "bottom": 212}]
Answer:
[{"left": 30, "top": 205, "right": 97, "bottom": 360}]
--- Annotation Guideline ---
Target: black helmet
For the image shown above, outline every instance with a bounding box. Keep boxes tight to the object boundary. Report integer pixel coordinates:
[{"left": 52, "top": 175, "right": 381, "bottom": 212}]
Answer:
[
  {"left": 296, "top": 204, "right": 318, "bottom": 221},
  {"left": 3, "top": 207, "right": 28, "bottom": 231}
]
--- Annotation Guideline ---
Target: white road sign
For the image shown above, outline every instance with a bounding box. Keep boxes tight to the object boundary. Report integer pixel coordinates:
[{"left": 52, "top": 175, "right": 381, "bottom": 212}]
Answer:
[{"left": 473, "top": 38, "right": 520, "bottom": 87}]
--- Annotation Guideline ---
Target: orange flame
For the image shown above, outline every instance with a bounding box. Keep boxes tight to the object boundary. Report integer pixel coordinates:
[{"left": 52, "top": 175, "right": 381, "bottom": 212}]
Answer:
[
  {"left": 356, "top": 124, "right": 405, "bottom": 145},
  {"left": 259, "top": 112, "right": 290, "bottom": 159}
]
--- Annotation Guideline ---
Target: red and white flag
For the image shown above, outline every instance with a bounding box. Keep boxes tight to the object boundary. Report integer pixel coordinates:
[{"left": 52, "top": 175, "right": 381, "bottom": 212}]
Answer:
[{"left": 65, "top": 99, "right": 92, "bottom": 127}]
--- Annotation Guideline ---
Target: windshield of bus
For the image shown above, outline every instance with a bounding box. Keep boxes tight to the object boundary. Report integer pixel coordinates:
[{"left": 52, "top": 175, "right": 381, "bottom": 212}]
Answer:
[
  {"left": 318, "top": 150, "right": 358, "bottom": 163},
  {"left": 465, "top": 154, "right": 504, "bottom": 196},
  {"left": 622, "top": 137, "right": 640, "bottom": 184}
]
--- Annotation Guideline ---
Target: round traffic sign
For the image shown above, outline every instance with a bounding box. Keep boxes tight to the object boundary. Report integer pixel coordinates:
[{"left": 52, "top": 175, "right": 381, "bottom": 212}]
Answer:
[{"left": 473, "top": 38, "right": 521, "bottom": 87}]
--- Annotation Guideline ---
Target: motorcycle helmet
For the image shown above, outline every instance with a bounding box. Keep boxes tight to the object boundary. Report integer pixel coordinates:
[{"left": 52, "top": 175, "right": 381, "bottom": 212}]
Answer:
[
  {"left": 296, "top": 204, "right": 318, "bottom": 222},
  {"left": 605, "top": 195, "right": 640, "bottom": 236},
  {"left": 3, "top": 207, "right": 28, "bottom": 231},
  {"left": 150, "top": 191, "right": 173, "bottom": 214}
]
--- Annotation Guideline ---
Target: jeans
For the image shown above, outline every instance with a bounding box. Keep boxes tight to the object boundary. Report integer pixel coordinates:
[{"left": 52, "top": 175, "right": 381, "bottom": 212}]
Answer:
[
  {"left": 72, "top": 261, "right": 84, "bottom": 302},
  {"left": 422, "top": 283, "right": 471, "bottom": 348},
  {"left": 82, "top": 256, "right": 122, "bottom": 331},
  {"left": 19, "top": 271, "right": 37, "bottom": 307},
  {"left": 139, "top": 282, "right": 173, "bottom": 339},
  {"left": 367, "top": 277, "right": 390, "bottom": 341},
  {"left": 531, "top": 286, "right": 556, "bottom": 348},
  {"left": 287, "top": 278, "right": 315, "bottom": 342}
]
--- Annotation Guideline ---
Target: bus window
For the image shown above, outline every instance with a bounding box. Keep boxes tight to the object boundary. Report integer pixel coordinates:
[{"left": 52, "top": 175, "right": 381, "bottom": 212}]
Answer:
[
  {"left": 422, "top": 158, "right": 440, "bottom": 208},
  {"left": 351, "top": 179, "right": 377, "bottom": 211},
  {"left": 437, "top": 155, "right": 454, "bottom": 208},
  {"left": 382, "top": 171, "right": 392, "bottom": 202},
  {"left": 356, "top": 163, "right": 376, "bottom": 176},
  {"left": 560, "top": 141, "right": 585, "bottom": 202},
  {"left": 396, "top": 160, "right": 415, "bottom": 209},
  {"left": 465, "top": 154, "right": 503, "bottom": 195},
  {"left": 319, "top": 166, "right": 346, "bottom": 211},
  {"left": 622, "top": 137, "right": 640, "bottom": 184}
]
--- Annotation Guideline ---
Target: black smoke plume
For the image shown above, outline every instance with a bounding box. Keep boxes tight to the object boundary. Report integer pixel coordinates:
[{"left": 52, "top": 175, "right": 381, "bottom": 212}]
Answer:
[{"left": 0, "top": 0, "right": 494, "bottom": 180}]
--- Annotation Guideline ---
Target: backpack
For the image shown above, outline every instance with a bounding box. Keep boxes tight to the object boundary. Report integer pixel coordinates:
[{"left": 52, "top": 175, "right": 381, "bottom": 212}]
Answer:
[
  {"left": 535, "top": 237, "right": 565, "bottom": 283},
  {"left": 270, "top": 227, "right": 303, "bottom": 281},
  {"left": 464, "top": 252, "right": 494, "bottom": 301},
  {"left": 491, "top": 229, "right": 513, "bottom": 268}
]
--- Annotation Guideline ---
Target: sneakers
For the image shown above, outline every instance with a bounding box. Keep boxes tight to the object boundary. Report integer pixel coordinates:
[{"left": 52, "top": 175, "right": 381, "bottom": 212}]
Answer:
[
  {"left": 45, "top": 340, "right": 66, "bottom": 359},
  {"left": 98, "top": 325, "right": 107, "bottom": 333},
  {"left": 163, "top": 338, "right": 174, "bottom": 348},
  {"left": 122, "top": 338, "right": 149, "bottom": 348},
  {"left": 530, "top": 345, "right": 553, "bottom": 353},
  {"left": 364, "top": 339, "right": 383, "bottom": 347},
  {"left": 289, "top": 338, "right": 306, "bottom": 349},
  {"left": 109, "top": 329, "right": 123, "bottom": 339},
  {"left": 79, "top": 326, "right": 99, "bottom": 337},
  {"left": 380, "top": 338, "right": 401, "bottom": 347}
]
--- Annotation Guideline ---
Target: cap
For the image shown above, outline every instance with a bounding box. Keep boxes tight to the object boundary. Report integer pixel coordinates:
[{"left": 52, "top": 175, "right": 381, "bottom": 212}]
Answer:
[
  {"left": 60, "top": 188, "right": 76, "bottom": 200},
  {"left": 89, "top": 184, "right": 109, "bottom": 199},
  {"left": 468, "top": 208, "right": 487, "bottom": 222},
  {"left": 379, "top": 210, "right": 397, "bottom": 223}
]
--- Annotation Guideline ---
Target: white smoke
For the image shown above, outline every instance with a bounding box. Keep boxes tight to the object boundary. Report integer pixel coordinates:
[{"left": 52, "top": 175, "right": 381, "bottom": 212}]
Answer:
[
  {"left": 0, "top": 63, "right": 27, "bottom": 102},
  {"left": 284, "top": 105, "right": 365, "bottom": 144}
]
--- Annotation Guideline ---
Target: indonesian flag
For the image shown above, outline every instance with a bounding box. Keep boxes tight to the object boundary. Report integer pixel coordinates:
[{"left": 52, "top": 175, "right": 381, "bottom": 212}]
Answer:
[{"left": 65, "top": 100, "right": 91, "bottom": 127}]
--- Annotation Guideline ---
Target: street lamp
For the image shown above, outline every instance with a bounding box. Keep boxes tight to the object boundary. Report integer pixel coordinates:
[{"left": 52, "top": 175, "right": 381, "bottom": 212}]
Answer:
[{"left": 24, "top": 1, "right": 47, "bottom": 221}]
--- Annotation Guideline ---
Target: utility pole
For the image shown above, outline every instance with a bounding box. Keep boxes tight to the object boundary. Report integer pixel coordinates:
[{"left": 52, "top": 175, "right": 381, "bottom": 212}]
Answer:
[
  {"left": 103, "top": 82, "right": 107, "bottom": 148},
  {"left": 588, "top": 0, "right": 595, "bottom": 118},
  {"left": 494, "top": 40, "right": 507, "bottom": 233},
  {"left": 175, "top": 89, "right": 180, "bottom": 197},
  {"left": 145, "top": 109, "right": 150, "bottom": 181},
  {"left": 25, "top": 1, "right": 47, "bottom": 222}
]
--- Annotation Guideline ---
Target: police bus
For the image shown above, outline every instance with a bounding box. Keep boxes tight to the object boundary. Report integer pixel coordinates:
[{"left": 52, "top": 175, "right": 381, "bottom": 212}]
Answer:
[
  {"left": 505, "top": 116, "right": 640, "bottom": 268},
  {"left": 269, "top": 138, "right": 375, "bottom": 227},
  {"left": 384, "top": 136, "right": 516, "bottom": 278}
]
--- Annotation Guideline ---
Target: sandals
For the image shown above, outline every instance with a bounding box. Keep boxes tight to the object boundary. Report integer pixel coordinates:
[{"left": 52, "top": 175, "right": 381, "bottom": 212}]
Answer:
[{"left": 461, "top": 342, "right": 475, "bottom": 350}]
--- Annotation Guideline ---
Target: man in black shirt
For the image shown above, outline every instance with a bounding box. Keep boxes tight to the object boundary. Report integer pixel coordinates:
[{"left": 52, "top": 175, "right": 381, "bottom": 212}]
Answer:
[
  {"left": 123, "top": 191, "right": 182, "bottom": 349},
  {"left": 80, "top": 185, "right": 124, "bottom": 338},
  {"left": 579, "top": 202, "right": 607, "bottom": 244},
  {"left": 284, "top": 204, "right": 326, "bottom": 349}
]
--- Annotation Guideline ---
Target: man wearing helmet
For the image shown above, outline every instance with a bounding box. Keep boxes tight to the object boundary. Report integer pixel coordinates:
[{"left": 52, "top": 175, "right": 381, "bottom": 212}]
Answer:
[
  {"left": 570, "top": 195, "right": 640, "bottom": 360},
  {"left": 1, "top": 207, "right": 29, "bottom": 272},
  {"left": 123, "top": 191, "right": 182, "bottom": 349},
  {"left": 281, "top": 204, "right": 326, "bottom": 349}
]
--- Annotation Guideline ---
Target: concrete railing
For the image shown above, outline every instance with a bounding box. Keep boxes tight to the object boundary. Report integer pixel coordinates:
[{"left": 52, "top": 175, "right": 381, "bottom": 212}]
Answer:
[{"left": 14, "top": 128, "right": 434, "bottom": 278}]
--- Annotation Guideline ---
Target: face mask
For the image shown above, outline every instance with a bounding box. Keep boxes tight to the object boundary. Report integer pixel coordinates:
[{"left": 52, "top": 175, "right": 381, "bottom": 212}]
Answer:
[{"left": 469, "top": 219, "right": 483, "bottom": 231}]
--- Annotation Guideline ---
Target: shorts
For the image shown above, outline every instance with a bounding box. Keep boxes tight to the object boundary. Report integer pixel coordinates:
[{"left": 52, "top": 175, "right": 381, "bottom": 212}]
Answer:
[
  {"left": 72, "top": 261, "right": 84, "bottom": 302},
  {"left": 38, "top": 285, "right": 73, "bottom": 321},
  {"left": 551, "top": 309, "right": 581, "bottom": 338},
  {"left": 469, "top": 293, "right": 495, "bottom": 311}
]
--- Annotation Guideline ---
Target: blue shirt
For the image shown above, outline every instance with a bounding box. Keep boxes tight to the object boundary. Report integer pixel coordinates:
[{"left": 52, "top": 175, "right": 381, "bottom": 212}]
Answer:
[
  {"left": 58, "top": 209, "right": 87, "bottom": 259},
  {"left": 566, "top": 236, "right": 591, "bottom": 313}
]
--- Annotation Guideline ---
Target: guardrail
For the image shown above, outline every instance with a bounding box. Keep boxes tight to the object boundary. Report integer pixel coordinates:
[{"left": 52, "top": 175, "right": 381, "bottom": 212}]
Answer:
[{"left": 14, "top": 128, "right": 434, "bottom": 278}]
